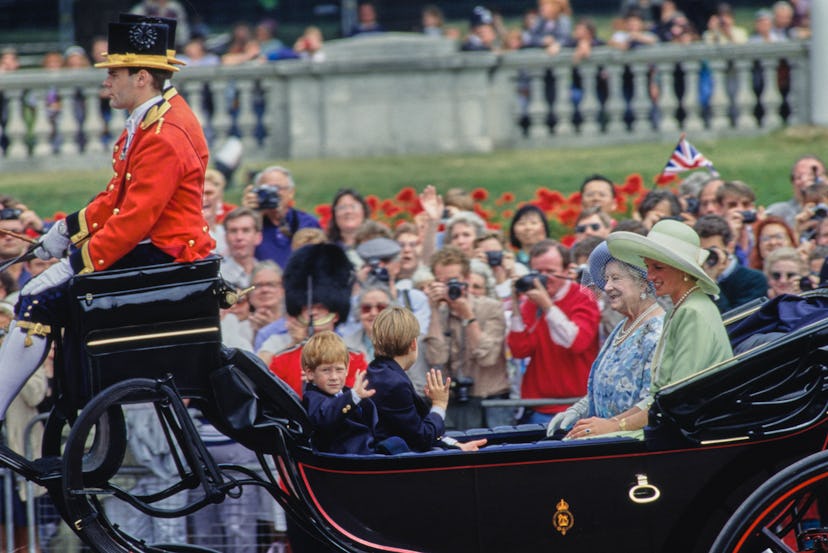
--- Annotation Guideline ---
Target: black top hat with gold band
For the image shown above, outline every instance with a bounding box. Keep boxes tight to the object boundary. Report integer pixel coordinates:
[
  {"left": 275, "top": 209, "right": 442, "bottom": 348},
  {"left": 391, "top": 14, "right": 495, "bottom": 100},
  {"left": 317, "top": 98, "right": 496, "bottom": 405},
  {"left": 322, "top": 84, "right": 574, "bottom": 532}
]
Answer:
[
  {"left": 118, "top": 13, "right": 186, "bottom": 66},
  {"left": 94, "top": 22, "right": 180, "bottom": 72}
]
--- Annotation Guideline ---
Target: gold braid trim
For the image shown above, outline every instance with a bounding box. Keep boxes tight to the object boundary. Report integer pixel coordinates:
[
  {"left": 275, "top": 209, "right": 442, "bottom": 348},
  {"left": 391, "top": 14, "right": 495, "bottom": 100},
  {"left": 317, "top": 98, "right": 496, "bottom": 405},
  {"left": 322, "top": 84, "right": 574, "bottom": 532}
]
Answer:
[
  {"left": 79, "top": 241, "right": 94, "bottom": 274},
  {"left": 16, "top": 321, "right": 52, "bottom": 347},
  {"left": 141, "top": 99, "right": 171, "bottom": 130},
  {"left": 70, "top": 207, "right": 89, "bottom": 244}
]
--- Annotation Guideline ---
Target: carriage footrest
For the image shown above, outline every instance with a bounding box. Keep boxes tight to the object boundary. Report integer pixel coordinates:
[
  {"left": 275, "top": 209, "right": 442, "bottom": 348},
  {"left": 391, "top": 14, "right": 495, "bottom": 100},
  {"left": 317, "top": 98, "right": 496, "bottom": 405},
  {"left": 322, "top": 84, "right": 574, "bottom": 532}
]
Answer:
[{"left": 69, "top": 488, "right": 114, "bottom": 495}]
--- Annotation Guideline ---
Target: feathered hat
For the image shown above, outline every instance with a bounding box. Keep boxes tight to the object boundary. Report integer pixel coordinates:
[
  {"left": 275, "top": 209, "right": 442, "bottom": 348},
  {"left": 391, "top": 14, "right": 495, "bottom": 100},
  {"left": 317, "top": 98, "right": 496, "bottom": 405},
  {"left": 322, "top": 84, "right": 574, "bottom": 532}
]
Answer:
[{"left": 283, "top": 243, "right": 354, "bottom": 325}]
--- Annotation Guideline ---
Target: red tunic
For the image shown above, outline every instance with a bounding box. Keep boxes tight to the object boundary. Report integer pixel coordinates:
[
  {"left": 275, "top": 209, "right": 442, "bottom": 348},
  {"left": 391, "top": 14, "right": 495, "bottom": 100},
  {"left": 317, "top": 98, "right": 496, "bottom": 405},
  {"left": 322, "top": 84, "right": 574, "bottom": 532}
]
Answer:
[
  {"left": 67, "top": 87, "right": 213, "bottom": 273},
  {"left": 269, "top": 345, "right": 365, "bottom": 398},
  {"left": 507, "top": 283, "right": 600, "bottom": 414}
]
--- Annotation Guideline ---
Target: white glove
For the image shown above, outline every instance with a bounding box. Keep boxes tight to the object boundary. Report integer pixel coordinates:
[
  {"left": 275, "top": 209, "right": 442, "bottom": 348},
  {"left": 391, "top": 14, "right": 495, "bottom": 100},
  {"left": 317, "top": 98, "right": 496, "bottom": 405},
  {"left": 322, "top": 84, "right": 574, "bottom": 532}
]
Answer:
[
  {"left": 35, "top": 220, "right": 69, "bottom": 260},
  {"left": 21, "top": 258, "right": 74, "bottom": 296},
  {"left": 546, "top": 409, "right": 580, "bottom": 437},
  {"left": 546, "top": 396, "right": 589, "bottom": 437}
]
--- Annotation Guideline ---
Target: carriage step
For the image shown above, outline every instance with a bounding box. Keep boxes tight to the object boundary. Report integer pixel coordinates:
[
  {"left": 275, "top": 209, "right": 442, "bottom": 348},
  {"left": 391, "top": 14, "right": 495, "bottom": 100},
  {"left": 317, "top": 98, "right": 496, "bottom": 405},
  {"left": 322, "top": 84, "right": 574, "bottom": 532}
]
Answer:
[{"left": 70, "top": 488, "right": 115, "bottom": 495}]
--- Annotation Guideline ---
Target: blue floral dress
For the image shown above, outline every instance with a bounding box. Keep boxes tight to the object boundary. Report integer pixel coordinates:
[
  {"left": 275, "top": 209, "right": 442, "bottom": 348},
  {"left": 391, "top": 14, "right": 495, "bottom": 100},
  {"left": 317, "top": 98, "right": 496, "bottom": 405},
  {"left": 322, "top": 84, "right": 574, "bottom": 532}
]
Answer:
[{"left": 586, "top": 315, "right": 664, "bottom": 419}]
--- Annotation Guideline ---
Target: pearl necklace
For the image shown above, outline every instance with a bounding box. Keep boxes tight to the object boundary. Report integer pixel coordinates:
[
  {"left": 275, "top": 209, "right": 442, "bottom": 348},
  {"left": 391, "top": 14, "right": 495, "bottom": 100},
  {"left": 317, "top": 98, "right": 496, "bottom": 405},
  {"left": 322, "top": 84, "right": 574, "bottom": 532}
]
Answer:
[
  {"left": 670, "top": 285, "right": 699, "bottom": 314},
  {"left": 612, "top": 302, "right": 659, "bottom": 347}
]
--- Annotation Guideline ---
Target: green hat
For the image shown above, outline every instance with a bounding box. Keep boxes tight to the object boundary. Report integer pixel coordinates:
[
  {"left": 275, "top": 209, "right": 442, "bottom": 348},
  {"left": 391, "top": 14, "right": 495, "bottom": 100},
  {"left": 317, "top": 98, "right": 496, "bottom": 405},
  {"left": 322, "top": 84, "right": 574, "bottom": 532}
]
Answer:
[{"left": 606, "top": 219, "right": 719, "bottom": 296}]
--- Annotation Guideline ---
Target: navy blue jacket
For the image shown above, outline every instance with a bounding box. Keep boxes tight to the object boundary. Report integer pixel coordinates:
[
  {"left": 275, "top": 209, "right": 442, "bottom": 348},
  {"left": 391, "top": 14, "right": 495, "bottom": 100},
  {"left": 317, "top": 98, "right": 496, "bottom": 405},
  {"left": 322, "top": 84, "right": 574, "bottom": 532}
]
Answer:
[
  {"left": 303, "top": 384, "right": 377, "bottom": 455},
  {"left": 368, "top": 356, "right": 445, "bottom": 452},
  {"left": 716, "top": 264, "right": 768, "bottom": 313}
]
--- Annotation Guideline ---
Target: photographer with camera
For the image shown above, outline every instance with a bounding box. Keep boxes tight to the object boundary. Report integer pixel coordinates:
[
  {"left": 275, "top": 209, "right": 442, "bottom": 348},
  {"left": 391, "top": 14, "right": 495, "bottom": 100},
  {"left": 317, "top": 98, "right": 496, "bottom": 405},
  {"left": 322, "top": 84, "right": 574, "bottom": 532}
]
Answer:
[
  {"left": 767, "top": 155, "right": 828, "bottom": 228},
  {"left": 508, "top": 239, "right": 600, "bottom": 426},
  {"left": 424, "top": 246, "right": 510, "bottom": 430},
  {"left": 473, "top": 231, "right": 528, "bottom": 302},
  {"left": 241, "top": 165, "right": 321, "bottom": 269},
  {"left": 714, "top": 180, "right": 760, "bottom": 267},
  {"left": 694, "top": 215, "right": 768, "bottom": 313}
]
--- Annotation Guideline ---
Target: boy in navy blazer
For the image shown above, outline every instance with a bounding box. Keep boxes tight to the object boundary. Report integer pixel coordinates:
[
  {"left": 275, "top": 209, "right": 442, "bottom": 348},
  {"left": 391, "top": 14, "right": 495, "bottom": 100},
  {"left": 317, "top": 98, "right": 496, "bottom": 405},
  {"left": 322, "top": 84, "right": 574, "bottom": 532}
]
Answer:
[
  {"left": 301, "top": 331, "right": 378, "bottom": 454},
  {"left": 368, "top": 306, "right": 487, "bottom": 452}
]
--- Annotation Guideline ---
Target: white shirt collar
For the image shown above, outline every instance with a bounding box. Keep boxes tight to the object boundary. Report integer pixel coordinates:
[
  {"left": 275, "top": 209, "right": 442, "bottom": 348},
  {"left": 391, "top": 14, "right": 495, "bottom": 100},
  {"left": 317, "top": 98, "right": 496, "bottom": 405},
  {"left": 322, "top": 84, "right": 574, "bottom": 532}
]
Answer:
[{"left": 123, "top": 94, "right": 162, "bottom": 152}]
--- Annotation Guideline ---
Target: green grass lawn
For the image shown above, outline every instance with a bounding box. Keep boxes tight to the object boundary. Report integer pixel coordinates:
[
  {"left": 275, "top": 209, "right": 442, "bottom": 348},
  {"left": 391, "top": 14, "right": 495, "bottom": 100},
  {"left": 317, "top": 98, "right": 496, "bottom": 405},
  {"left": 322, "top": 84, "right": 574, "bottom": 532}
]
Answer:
[{"left": 1, "top": 126, "right": 826, "bottom": 232}]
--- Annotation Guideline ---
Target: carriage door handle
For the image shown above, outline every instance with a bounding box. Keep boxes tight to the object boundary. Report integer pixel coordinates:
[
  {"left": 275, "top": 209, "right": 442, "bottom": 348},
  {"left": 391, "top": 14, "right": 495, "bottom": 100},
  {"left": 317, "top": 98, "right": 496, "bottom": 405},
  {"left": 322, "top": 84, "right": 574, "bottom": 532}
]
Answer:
[{"left": 629, "top": 474, "right": 661, "bottom": 504}]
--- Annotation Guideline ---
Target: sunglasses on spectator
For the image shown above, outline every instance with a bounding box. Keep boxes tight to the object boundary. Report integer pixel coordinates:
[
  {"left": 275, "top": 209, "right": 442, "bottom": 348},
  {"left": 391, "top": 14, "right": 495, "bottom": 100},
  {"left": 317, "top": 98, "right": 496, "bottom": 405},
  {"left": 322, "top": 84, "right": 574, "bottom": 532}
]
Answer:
[
  {"left": 360, "top": 303, "right": 388, "bottom": 314},
  {"left": 770, "top": 271, "right": 799, "bottom": 281},
  {"left": 0, "top": 208, "right": 22, "bottom": 220},
  {"left": 575, "top": 223, "right": 602, "bottom": 233}
]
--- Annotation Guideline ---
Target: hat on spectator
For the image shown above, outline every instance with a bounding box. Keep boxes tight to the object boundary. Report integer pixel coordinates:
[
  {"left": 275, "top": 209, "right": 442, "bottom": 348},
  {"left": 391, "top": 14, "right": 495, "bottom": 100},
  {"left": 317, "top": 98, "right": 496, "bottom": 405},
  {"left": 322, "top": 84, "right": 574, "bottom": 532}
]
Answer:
[
  {"left": 470, "top": 6, "right": 494, "bottom": 28},
  {"left": 584, "top": 240, "right": 650, "bottom": 293},
  {"left": 119, "top": 13, "right": 186, "bottom": 66},
  {"left": 356, "top": 238, "right": 401, "bottom": 263},
  {"left": 606, "top": 219, "right": 719, "bottom": 296},
  {"left": 94, "top": 21, "right": 179, "bottom": 72},
  {"left": 283, "top": 243, "right": 354, "bottom": 325}
]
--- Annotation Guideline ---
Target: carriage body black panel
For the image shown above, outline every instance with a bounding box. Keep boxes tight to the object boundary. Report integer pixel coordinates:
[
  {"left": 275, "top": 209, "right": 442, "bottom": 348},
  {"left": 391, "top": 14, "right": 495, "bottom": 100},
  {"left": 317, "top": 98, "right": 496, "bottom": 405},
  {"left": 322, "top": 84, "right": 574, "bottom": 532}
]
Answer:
[
  {"left": 65, "top": 258, "right": 223, "bottom": 405},
  {"left": 291, "top": 419, "right": 827, "bottom": 553}
]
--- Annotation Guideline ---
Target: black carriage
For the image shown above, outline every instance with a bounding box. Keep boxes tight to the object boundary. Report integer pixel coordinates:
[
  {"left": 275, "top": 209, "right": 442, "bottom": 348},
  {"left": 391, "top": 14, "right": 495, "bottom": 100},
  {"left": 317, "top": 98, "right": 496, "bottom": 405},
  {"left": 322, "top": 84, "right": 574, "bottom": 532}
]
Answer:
[{"left": 2, "top": 257, "right": 828, "bottom": 553}]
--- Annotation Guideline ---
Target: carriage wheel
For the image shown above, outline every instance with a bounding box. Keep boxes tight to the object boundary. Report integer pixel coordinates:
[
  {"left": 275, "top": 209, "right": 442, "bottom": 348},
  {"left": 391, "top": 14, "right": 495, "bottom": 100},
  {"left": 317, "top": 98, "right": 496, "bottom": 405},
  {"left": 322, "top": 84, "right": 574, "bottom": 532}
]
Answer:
[
  {"left": 711, "top": 450, "right": 828, "bottom": 553},
  {"left": 42, "top": 405, "right": 127, "bottom": 486},
  {"left": 59, "top": 378, "right": 175, "bottom": 553}
]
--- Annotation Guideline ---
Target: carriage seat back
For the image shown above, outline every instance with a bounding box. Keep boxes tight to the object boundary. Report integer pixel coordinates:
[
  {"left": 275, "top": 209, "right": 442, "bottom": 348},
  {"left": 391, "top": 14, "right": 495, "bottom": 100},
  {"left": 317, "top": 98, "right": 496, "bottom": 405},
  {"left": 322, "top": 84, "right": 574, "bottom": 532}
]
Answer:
[{"left": 64, "top": 257, "right": 224, "bottom": 406}]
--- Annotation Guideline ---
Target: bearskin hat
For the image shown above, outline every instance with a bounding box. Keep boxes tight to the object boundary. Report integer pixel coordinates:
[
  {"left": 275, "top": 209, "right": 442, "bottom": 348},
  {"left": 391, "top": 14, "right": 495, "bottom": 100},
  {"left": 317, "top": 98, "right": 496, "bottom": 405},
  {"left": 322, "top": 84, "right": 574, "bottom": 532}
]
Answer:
[{"left": 283, "top": 243, "right": 354, "bottom": 324}]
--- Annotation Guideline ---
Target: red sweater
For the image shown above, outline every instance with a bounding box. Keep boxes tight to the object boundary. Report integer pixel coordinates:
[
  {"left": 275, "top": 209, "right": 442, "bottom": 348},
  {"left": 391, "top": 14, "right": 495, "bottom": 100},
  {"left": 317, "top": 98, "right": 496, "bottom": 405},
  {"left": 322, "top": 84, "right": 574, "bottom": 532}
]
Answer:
[
  {"left": 508, "top": 283, "right": 600, "bottom": 414},
  {"left": 269, "top": 345, "right": 365, "bottom": 398}
]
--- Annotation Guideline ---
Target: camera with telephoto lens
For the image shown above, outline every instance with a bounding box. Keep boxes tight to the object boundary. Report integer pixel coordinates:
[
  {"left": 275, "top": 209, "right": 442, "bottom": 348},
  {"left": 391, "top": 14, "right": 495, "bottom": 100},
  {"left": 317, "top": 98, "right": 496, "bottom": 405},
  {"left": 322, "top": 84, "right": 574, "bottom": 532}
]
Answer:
[
  {"left": 367, "top": 259, "right": 390, "bottom": 283},
  {"left": 253, "top": 185, "right": 280, "bottom": 210},
  {"left": 446, "top": 278, "right": 466, "bottom": 300},
  {"left": 705, "top": 248, "right": 720, "bottom": 268},
  {"left": 485, "top": 250, "right": 503, "bottom": 267},
  {"left": 811, "top": 204, "right": 828, "bottom": 220},
  {"left": 515, "top": 271, "right": 549, "bottom": 293},
  {"left": 452, "top": 376, "right": 475, "bottom": 404}
]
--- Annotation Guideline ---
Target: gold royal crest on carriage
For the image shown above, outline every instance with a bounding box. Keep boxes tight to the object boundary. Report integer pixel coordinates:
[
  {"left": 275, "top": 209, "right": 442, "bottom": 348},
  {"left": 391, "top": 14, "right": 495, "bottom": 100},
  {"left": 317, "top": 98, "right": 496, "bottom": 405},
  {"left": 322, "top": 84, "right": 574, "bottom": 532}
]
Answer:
[{"left": 553, "top": 498, "right": 575, "bottom": 536}]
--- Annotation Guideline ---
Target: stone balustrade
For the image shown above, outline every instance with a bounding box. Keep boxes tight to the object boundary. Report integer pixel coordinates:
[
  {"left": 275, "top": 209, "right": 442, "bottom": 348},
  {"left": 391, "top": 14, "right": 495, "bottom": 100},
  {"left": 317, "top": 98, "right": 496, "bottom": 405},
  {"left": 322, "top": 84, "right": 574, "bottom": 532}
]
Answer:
[{"left": 0, "top": 34, "right": 811, "bottom": 171}]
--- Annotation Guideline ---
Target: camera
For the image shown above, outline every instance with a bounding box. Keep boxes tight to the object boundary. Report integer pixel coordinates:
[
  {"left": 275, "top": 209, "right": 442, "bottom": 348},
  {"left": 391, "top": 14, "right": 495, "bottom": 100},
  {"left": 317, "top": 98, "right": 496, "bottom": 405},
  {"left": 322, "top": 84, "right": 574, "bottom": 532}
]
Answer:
[
  {"left": 485, "top": 250, "right": 503, "bottom": 267},
  {"left": 452, "top": 376, "right": 475, "bottom": 404},
  {"left": 705, "top": 248, "right": 720, "bottom": 268},
  {"left": 684, "top": 197, "right": 700, "bottom": 216},
  {"left": 811, "top": 204, "right": 828, "bottom": 220},
  {"left": 446, "top": 278, "right": 466, "bottom": 300},
  {"left": 515, "top": 272, "right": 549, "bottom": 293},
  {"left": 367, "top": 259, "right": 390, "bottom": 284},
  {"left": 800, "top": 276, "right": 815, "bottom": 291},
  {"left": 253, "top": 185, "right": 280, "bottom": 210},
  {"left": 740, "top": 210, "right": 757, "bottom": 224}
]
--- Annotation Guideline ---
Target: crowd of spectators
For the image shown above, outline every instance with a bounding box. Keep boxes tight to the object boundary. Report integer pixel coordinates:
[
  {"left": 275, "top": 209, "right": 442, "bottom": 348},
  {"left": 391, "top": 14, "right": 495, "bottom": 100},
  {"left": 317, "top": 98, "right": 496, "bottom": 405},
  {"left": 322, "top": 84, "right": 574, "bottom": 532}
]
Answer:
[
  {"left": 0, "top": 0, "right": 812, "bottom": 76},
  {"left": 181, "top": 151, "right": 826, "bottom": 439}
]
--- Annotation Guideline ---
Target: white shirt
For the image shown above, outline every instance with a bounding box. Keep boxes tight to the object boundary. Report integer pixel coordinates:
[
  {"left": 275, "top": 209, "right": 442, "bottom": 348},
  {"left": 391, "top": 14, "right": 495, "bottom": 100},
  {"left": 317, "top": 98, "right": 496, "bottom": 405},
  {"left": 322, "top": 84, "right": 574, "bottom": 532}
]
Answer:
[{"left": 123, "top": 94, "right": 162, "bottom": 157}]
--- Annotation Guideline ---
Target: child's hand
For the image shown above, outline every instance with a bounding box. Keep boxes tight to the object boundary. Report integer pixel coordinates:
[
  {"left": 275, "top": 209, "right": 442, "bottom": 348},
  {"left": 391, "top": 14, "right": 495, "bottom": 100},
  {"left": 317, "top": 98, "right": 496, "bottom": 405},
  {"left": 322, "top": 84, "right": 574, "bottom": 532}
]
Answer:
[
  {"left": 424, "top": 368, "right": 450, "bottom": 410},
  {"left": 352, "top": 370, "right": 375, "bottom": 400},
  {"left": 458, "top": 438, "right": 487, "bottom": 451}
]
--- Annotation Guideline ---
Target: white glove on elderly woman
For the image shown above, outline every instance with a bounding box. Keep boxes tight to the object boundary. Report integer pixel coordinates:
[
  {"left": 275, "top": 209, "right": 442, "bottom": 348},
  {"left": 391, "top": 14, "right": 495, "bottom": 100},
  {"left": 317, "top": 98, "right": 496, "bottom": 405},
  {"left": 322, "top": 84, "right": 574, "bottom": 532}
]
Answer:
[
  {"left": 21, "top": 258, "right": 74, "bottom": 297},
  {"left": 34, "top": 220, "right": 70, "bottom": 260},
  {"left": 546, "top": 396, "right": 589, "bottom": 437}
]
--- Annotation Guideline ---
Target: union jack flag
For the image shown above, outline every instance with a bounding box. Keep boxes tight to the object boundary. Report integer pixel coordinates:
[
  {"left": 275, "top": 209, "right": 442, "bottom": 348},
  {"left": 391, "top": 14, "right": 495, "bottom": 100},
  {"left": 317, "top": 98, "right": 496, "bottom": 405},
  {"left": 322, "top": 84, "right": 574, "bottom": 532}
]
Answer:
[{"left": 656, "top": 134, "right": 718, "bottom": 185}]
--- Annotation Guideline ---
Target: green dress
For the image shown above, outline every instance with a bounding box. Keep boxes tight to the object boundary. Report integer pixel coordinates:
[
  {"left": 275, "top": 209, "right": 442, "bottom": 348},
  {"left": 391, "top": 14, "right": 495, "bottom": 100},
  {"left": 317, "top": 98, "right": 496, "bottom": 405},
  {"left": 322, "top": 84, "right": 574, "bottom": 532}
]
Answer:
[{"left": 644, "top": 288, "right": 733, "bottom": 407}]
